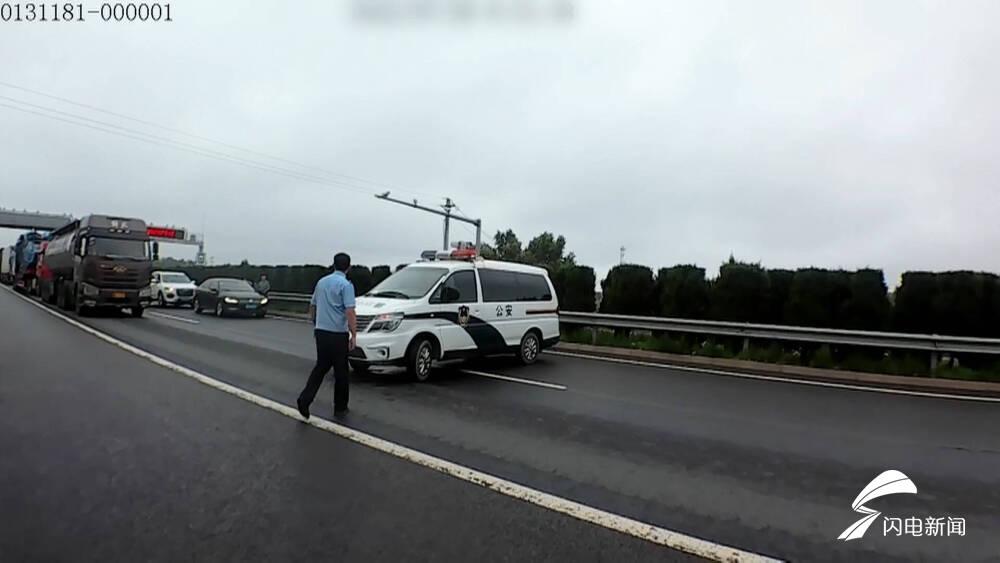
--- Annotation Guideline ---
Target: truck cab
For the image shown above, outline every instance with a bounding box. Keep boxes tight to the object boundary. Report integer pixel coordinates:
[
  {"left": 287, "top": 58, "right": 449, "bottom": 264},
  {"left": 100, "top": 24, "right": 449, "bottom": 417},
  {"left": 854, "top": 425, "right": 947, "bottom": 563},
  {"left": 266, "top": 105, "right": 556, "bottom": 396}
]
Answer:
[{"left": 45, "top": 215, "right": 154, "bottom": 317}]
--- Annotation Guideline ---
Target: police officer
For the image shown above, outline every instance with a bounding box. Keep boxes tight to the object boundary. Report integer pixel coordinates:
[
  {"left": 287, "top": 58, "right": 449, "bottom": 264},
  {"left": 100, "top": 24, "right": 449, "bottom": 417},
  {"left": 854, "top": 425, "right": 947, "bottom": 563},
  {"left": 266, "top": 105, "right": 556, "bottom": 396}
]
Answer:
[
  {"left": 297, "top": 253, "right": 356, "bottom": 419},
  {"left": 254, "top": 273, "right": 271, "bottom": 296}
]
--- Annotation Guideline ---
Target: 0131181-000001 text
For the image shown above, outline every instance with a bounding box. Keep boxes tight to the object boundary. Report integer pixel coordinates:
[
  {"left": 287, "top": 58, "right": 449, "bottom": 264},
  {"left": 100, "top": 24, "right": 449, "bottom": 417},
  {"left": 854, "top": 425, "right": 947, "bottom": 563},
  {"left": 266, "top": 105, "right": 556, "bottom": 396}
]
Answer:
[{"left": 1, "top": 2, "right": 172, "bottom": 22}]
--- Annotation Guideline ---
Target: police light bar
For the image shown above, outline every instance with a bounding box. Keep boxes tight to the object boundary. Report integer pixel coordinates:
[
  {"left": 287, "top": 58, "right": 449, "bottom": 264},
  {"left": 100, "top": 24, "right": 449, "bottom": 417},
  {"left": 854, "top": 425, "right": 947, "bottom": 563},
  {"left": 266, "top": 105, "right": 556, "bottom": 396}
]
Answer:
[
  {"left": 420, "top": 244, "right": 478, "bottom": 261},
  {"left": 450, "top": 248, "right": 477, "bottom": 260}
]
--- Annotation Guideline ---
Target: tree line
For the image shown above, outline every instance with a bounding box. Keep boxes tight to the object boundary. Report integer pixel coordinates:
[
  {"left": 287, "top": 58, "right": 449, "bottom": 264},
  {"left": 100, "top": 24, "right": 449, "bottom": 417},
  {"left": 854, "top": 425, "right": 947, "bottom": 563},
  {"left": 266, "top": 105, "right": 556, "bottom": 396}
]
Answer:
[
  {"left": 600, "top": 257, "right": 1000, "bottom": 338},
  {"left": 159, "top": 232, "right": 1000, "bottom": 338}
]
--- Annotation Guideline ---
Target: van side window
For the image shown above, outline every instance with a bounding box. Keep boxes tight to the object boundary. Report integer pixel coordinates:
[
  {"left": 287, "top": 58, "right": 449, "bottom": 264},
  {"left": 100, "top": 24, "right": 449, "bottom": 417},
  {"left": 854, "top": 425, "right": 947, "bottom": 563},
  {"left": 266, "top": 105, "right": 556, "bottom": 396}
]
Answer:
[
  {"left": 480, "top": 269, "right": 519, "bottom": 302},
  {"left": 436, "top": 270, "right": 478, "bottom": 304},
  {"left": 516, "top": 273, "right": 552, "bottom": 302}
]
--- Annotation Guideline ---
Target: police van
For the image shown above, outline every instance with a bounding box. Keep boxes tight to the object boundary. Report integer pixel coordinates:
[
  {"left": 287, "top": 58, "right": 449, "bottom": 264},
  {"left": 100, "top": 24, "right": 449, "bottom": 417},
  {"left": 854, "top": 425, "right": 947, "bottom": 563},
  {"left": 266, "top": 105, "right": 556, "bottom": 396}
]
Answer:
[{"left": 350, "top": 246, "right": 560, "bottom": 381}]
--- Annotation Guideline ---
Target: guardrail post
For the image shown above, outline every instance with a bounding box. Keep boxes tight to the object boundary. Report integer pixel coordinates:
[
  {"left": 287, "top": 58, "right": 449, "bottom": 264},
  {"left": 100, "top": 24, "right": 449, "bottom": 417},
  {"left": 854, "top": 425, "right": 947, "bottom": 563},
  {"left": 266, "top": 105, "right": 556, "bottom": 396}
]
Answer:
[
  {"left": 742, "top": 337, "right": 750, "bottom": 354},
  {"left": 929, "top": 351, "right": 939, "bottom": 376}
]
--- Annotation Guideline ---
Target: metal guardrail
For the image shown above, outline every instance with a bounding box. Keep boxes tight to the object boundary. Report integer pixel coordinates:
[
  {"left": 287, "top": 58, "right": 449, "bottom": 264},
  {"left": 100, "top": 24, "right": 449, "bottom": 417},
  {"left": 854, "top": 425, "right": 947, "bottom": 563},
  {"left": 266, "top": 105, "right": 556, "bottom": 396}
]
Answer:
[
  {"left": 267, "top": 293, "right": 1000, "bottom": 362},
  {"left": 558, "top": 311, "right": 1000, "bottom": 357},
  {"left": 268, "top": 291, "right": 311, "bottom": 303}
]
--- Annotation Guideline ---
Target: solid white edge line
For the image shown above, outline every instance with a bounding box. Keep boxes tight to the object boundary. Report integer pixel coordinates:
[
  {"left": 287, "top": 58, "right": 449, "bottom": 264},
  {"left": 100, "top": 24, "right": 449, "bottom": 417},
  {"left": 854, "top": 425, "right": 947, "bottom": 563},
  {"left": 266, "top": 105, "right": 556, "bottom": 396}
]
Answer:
[
  {"left": 549, "top": 350, "right": 1000, "bottom": 403},
  {"left": 3, "top": 286, "right": 782, "bottom": 563},
  {"left": 461, "top": 369, "right": 568, "bottom": 391},
  {"left": 147, "top": 311, "right": 201, "bottom": 324}
]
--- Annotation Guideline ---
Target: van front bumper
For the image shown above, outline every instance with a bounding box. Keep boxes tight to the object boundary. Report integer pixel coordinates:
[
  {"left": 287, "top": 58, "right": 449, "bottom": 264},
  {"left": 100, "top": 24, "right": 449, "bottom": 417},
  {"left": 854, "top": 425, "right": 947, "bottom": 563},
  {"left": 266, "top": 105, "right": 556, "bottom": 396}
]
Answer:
[{"left": 352, "top": 330, "right": 412, "bottom": 365}]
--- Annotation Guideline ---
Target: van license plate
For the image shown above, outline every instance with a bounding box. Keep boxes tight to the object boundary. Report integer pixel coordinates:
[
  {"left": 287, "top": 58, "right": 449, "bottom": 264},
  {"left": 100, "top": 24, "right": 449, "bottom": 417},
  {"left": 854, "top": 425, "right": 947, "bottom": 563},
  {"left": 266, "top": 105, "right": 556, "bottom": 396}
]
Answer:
[
  {"left": 112, "top": 291, "right": 126, "bottom": 299},
  {"left": 246, "top": 304, "right": 257, "bottom": 310}
]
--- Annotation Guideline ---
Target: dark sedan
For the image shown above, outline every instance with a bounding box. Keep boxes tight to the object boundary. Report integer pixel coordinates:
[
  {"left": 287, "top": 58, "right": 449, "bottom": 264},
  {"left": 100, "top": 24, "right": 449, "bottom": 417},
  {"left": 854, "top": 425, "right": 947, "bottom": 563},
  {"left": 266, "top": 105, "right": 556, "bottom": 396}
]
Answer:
[{"left": 193, "top": 277, "right": 269, "bottom": 318}]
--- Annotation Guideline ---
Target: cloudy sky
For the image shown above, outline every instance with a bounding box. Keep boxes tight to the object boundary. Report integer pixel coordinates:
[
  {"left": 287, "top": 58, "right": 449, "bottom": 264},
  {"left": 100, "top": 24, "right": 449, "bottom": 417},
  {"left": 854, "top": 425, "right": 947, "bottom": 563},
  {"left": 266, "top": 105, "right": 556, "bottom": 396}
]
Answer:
[{"left": 2, "top": 0, "right": 998, "bottom": 286}]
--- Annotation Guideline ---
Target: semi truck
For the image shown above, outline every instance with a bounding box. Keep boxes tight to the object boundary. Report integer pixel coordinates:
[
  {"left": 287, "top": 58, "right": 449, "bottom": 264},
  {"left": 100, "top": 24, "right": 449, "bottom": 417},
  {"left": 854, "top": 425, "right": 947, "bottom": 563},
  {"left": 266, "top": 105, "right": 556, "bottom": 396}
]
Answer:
[
  {"left": 43, "top": 215, "right": 155, "bottom": 316},
  {"left": 13, "top": 232, "right": 45, "bottom": 294}
]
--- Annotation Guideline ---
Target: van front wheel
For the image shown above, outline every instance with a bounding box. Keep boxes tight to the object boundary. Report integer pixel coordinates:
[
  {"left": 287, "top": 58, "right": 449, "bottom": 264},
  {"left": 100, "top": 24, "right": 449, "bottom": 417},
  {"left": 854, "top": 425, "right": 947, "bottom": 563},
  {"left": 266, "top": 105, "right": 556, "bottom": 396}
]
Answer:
[{"left": 407, "top": 337, "right": 435, "bottom": 382}]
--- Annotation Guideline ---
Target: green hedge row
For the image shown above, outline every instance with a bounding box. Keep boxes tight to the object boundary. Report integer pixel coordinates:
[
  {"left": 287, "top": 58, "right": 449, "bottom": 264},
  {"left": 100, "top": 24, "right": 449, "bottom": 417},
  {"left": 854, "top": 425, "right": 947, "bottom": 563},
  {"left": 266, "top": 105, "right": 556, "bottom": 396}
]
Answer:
[
  {"left": 170, "top": 263, "right": 387, "bottom": 296},
  {"left": 599, "top": 258, "right": 1000, "bottom": 337},
  {"left": 164, "top": 259, "right": 597, "bottom": 313}
]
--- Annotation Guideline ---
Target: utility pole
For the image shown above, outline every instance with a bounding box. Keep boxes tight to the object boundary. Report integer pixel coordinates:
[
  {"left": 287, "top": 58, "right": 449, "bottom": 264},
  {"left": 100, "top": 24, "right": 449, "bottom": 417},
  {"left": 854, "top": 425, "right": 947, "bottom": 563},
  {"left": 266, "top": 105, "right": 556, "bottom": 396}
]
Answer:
[
  {"left": 620, "top": 246, "right": 626, "bottom": 265},
  {"left": 442, "top": 197, "right": 455, "bottom": 251},
  {"left": 375, "top": 192, "right": 482, "bottom": 252}
]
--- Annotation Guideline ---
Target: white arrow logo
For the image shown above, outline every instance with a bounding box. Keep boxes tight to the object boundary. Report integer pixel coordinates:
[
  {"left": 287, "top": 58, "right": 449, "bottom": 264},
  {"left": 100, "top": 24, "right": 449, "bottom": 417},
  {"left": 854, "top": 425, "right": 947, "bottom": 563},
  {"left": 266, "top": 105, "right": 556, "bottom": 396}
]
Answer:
[{"left": 838, "top": 469, "right": 918, "bottom": 541}]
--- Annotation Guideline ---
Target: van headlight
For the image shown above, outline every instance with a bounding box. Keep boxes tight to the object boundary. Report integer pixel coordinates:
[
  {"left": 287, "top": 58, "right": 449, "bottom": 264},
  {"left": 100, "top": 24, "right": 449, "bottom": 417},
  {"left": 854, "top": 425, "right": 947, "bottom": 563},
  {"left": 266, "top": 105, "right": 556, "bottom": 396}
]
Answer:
[
  {"left": 368, "top": 312, "right": 404, "bottom": 332},
  {"left": 224, "top": 297, "right": 239, "bottom": 304},
  {"left": 260, "top": 297, "right": 269, "bottom": 305}
]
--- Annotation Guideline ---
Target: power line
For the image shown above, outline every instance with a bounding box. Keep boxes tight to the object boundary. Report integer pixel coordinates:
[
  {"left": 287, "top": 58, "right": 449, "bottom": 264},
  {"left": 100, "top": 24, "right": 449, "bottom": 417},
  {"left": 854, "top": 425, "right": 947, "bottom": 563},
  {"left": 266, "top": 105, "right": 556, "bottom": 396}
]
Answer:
[
  {"left": 0, "top": 101, "right": 374, "bottom": 194},
  {"left": 1, "top": 94, "right": 386, "bottom": 193},
  {"left": 0, "top": 79, "right": 439, "bottom": 199}
]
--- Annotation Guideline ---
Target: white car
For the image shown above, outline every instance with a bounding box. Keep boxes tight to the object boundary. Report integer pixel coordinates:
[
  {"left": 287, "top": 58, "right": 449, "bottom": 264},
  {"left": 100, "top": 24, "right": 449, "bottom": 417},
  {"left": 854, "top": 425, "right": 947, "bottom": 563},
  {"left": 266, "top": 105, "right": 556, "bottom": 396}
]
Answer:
[
  {"left": 150, "top": 270, "right": 197, "bottom": 307},
  {"left": 350, "top": 251, "right": 560, "bottom": 381}
]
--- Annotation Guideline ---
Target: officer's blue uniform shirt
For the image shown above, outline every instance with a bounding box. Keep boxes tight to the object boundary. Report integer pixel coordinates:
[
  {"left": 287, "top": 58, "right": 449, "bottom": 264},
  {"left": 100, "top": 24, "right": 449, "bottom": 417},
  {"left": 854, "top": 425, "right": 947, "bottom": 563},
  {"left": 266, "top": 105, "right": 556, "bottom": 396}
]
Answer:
[{"left": 311, "top": 271, "right": 356, "bottom": 332}]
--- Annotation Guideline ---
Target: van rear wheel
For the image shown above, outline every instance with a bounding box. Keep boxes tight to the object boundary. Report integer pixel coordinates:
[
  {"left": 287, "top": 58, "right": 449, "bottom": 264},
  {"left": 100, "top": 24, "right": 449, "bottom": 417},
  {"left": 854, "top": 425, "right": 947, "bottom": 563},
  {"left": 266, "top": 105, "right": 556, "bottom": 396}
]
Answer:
[
  {"left": 517, "top": 331, "right": 541, "bottom": 365},
  {"left": 407, "top": 337, "right": 435, "bottom": 382}
]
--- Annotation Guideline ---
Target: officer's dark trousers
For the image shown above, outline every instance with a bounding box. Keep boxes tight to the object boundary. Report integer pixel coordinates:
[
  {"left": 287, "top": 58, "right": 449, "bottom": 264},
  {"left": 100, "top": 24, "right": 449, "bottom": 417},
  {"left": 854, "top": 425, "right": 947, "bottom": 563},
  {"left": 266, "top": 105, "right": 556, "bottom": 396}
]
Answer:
[{"left": 299, "top": 329, "right": 349, "bottom": 410}]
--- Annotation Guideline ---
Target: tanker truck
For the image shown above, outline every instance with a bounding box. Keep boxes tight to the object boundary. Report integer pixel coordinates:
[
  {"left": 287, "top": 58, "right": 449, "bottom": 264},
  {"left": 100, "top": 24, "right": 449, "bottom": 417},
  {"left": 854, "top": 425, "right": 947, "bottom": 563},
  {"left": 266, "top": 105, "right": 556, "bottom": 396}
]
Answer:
[{"left": 44, "top": 215, "right": 155, "bottom": 316}]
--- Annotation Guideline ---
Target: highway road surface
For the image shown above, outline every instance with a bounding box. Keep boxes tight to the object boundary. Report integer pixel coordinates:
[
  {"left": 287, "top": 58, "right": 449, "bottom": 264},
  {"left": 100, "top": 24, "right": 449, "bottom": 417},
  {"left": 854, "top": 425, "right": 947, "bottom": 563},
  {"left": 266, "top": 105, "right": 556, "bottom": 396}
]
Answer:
[{"left": 2, "top": 287, "right": 999, "bottom": 562}]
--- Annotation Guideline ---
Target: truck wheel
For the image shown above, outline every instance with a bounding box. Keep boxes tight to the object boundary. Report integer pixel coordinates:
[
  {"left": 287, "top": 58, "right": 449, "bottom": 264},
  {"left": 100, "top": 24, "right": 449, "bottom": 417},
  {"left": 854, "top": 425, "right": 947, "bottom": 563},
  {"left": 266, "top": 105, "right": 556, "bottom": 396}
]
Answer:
[
  {"left": 73, "top": 285, "right": 89, "bottom": 317},
  {"left": 406, "top": 337, "right": 435, "bottom": 382},
  {"left": 130, "top": 306, "right": 144, "bottom": 318},
  {"left": 349, "top": 360, "right": 370, "bottom": 374},
  {"left": 55, "top": 281, "right": 67, "bottom": 310},
  {"left": 516, "top": 330, "right": 541, "bottom": 365}
]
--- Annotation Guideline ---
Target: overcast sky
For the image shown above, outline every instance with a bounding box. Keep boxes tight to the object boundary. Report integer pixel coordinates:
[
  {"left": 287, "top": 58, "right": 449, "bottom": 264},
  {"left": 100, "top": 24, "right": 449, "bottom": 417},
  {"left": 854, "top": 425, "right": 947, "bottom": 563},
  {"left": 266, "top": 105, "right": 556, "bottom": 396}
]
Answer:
[{"left": 2, "top": 0, "right": 998, "bottom": 287}]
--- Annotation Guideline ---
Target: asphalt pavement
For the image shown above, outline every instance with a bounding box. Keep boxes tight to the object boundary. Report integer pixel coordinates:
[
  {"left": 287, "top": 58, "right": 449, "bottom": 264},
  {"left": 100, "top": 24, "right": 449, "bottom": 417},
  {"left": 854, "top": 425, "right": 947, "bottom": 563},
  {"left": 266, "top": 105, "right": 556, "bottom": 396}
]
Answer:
[
  {"left": 0, "top": 290, "right": 689, "bottom": 563},
  {"left": 3, "top": 290, "right": 999, "bottom": 561}
]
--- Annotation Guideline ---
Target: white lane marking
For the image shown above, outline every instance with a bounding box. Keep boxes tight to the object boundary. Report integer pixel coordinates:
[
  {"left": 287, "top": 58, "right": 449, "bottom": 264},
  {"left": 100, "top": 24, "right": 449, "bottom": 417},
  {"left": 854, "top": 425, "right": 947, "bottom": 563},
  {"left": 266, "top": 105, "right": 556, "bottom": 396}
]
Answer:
[
  {"left": 265, "top": 313, "right": 311, "bottom": 324},
  {"left": 147, "top": 311, "right": 200, "bottom": 324},
  {"left": 462, "top": 369, "right": 567, "bottom": 391},
  {"left": 549, "top": 351, "right": 1000, "bottom": 403},
  {"left": 4, "top": 287, "right": 780, "bottom": 563}
]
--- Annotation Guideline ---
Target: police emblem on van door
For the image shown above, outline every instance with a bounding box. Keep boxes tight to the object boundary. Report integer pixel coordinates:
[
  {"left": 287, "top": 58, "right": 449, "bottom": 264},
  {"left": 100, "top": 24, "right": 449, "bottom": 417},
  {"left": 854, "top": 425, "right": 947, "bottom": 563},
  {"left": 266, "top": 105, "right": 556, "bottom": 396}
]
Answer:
[{"left": 458, "top": 305, "right": 470, "bottom": 327}]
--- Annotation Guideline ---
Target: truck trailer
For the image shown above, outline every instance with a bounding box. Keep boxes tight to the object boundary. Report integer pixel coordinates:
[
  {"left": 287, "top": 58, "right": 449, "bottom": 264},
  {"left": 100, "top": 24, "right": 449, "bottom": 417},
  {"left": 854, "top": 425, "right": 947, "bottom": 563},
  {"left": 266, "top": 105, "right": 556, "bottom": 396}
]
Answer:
[{"left": 43, "top": 215, "right": 155, "bottom": 316}]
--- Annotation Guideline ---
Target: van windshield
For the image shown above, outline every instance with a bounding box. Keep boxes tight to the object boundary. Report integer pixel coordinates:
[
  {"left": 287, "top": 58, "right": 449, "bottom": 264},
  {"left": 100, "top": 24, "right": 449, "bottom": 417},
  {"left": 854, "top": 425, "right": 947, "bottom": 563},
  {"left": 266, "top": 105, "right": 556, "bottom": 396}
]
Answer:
[{"left": 367, "top": 267, "right": 448, "bottom": 299}]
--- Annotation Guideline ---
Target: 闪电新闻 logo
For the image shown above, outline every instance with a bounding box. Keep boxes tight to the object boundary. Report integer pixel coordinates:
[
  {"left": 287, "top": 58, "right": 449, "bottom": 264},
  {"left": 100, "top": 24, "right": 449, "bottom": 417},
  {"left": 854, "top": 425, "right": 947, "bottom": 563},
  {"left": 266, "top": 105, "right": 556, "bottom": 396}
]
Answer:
[{"left": 838, "top": 469, "right": 917, "bottom": 541}]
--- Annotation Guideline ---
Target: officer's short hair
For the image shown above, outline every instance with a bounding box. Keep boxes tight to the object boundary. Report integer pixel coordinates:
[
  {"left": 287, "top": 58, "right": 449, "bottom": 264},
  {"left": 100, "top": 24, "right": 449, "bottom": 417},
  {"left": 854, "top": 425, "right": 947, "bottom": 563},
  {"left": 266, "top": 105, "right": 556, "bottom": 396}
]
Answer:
[{"left": 333, "top": 252, "right": 351, "bottom": 272}]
